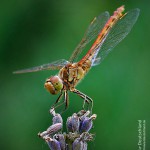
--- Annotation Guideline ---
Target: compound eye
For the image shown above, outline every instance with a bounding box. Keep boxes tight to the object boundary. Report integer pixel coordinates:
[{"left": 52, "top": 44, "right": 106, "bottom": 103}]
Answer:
[{"left": 44, "top": 76, "right": 63, "bottom": 95}]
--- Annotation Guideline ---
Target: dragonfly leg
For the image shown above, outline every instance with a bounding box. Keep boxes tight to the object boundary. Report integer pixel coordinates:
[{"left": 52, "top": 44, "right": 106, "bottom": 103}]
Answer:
[
  {"left": 51, "top": 91, "right": 64, "bottom": 110},
  {"left": 72, "top": 89, "right": 93, "bottom": 112},
  {"left": 51, "top": 91, "right": 63, "bottom": 107},
  {"left": 64, "top": 90, "right": 69, "bottom": 110},
  {"left": 82, "top": 95, "right": 90, "bottom": 110},
  {"left": 51, "top": 90, "right": 69, "bottom": 113},
  {"left": 56, "top": 90, "right": 69, "bottom": 114}
]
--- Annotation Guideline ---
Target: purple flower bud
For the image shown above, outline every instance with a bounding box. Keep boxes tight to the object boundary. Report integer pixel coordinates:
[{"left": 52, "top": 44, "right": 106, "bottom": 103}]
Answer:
[
  {"left": 38, "top": 131, "right": 47, "bottom": 138},
  {"left": 46, "top": 137, "right": 61, "bottom": 150},
  {"left": 50, "top": 107, "right": 63, "bottom": 124},
  {"left": 52, "top": 114, "right": 63, "bottom": 124},
  {"left": 80, "top": 114, "right": 97, "bottom": 133},
  {"left": 38, "top": 123, "right": 62, "bottom": 138},
  {"left": 77, "top": 110, "right": 90, "bottom": 118},
  {"left": 72, "top": 138, "right": 87, "bottom": 150},
  {"left": 54, "top": 134, "right": 66, "bottom": 150},
  {"left": 79, "top": 111, "right": 90, "bottom": 129},
  {"left": 66, "top": 113, "right": 80, "bottom": 133},
  {"left": 47, "top": 123, "right": 62, "bottom": 135}
]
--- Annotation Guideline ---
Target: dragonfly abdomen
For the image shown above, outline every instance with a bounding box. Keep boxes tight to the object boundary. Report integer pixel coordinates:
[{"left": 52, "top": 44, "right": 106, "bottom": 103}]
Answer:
[{"left": 79, "top": 6, "right": 125, "bottom": 65}]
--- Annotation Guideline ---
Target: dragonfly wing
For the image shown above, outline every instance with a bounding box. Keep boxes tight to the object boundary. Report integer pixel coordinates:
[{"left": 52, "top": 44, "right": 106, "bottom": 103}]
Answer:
[
  {"left": 13, "top": 59, "right": 69, "bottom": 74},
  {"left": 69, "top": 11, "right": 110, "bottom": 63},
  {"left": 92, "top": 8, "right": 140, "bottom": 66}
]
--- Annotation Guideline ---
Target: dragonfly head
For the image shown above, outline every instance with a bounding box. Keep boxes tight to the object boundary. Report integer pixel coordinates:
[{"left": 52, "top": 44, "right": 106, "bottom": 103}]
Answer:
[{"left": 45, "top": 76, "right": 63, "bottom": 95}]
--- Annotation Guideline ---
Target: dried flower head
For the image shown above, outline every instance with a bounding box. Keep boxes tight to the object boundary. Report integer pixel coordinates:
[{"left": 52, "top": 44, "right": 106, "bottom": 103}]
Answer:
[{"left": 38, "top": 108, "right": 97, "bottom": 150}]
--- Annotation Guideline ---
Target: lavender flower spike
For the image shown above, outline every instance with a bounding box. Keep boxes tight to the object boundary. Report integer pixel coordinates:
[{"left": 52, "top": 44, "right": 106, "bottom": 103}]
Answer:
[{"left": 38, "top": 109, "right": 96, "bottom": 150}]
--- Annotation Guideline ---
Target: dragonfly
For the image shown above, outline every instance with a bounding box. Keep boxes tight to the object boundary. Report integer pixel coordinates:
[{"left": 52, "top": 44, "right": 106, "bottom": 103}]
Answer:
[{"left": 14, "top": 6, "right": 140, "bottom": 111}]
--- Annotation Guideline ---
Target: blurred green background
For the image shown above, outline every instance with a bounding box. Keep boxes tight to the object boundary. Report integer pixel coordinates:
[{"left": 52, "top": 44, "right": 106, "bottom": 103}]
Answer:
[{"left": 0, "top": 0, "right": 149, "bottom": 150}]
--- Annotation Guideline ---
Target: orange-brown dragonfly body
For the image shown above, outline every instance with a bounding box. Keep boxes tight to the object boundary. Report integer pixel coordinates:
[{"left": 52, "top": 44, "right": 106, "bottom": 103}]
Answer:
[{"left": 14, "top": 6, "right": 140, "bottom": 110}]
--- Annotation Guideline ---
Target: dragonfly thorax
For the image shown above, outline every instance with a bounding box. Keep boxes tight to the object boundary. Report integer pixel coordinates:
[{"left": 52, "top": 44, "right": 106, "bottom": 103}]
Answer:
[
  {"left": 44, "top": 76, "right": 63, "bottom": 95},
  {"left": 58, "top": 61, "right": 91, "bottom": 91}
]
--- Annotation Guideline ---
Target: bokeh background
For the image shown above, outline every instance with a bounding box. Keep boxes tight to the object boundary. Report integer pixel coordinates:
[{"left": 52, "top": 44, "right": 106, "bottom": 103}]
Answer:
[{"left": 0, "top": 0, "right": 149, "bottom": 150}]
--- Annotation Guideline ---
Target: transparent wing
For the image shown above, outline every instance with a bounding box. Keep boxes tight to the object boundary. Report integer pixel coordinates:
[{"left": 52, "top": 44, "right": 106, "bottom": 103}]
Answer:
[
  {"left": 13, "top": 59, "right": 69, "bottom": 74},
  {"left": 69, "top": 11, "right": 110, "bottom": 63},
  {"left": 92, "top": 8, "right": 140, "bottom": 66}
]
